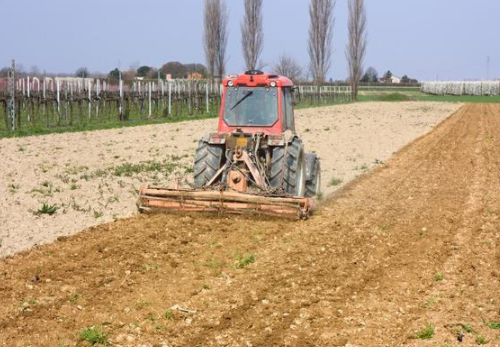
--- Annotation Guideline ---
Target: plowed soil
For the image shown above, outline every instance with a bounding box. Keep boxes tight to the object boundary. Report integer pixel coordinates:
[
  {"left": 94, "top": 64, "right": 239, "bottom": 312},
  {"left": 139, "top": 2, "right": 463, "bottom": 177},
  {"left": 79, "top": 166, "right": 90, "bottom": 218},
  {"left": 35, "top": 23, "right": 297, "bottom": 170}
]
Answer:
[
  {"left": 1, "top": 104, "right": 500, "bottom": 347},
  {"left": 0, "top": 101, "right": 460, "bottom": 257}
]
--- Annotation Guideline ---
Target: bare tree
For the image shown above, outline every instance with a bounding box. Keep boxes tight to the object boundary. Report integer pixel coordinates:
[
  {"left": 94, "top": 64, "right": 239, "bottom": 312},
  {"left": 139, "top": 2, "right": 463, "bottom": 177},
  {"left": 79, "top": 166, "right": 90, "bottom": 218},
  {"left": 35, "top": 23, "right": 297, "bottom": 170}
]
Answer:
[
  {"left": 346, "top": 0, "right": 367, "bottom": 100},
  {"left": 203, "top": 0, "right": 217, "bottom": 82},
  {"left": 203, "top": 0, "right": 229, "bottom": 82},
  {"left": 241, "top": 0, "right": 264, "bottom": 71},
  {"left": 272, "top": 54, "right": 304, "bottom": 82},
  {"left": 308, "top": 0, "right": 336, "bottom": 85},
  {"left": 75, "top": 67, "right": 89, "bottom": 78},
  {"left": 215, "top": 0, "right": 229, "bottom": 80}
]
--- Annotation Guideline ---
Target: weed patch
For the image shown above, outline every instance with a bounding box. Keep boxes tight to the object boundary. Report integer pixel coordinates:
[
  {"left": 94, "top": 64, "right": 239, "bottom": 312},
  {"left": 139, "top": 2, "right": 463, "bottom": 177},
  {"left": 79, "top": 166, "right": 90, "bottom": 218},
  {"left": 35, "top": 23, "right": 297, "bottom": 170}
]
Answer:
[
  {"left": 414, "top": 323, "right": 435, "bottom": 340},
  {"left": 484, "top": 320, "right": 500, "bottom": 330},
  {"left": 35, "top": 203, "right": 59, "bottom": 216},
  {"left": 164, "top": 310, "right": 174, "bottom": 320},
  {"left": 113, "top": 160, "right": 177, "bottom": 177},
  {"left": 329, "top": 177, "right": 343, "bottom": 187},
  {"left": 476, "top": 335, "right": 489, "bottom": 345},
  {"left": 233, "top": 253, "right": 255, "bottom": 269},
  {"left": 79, "top": 326, "right": 108, "bottom": 346}
]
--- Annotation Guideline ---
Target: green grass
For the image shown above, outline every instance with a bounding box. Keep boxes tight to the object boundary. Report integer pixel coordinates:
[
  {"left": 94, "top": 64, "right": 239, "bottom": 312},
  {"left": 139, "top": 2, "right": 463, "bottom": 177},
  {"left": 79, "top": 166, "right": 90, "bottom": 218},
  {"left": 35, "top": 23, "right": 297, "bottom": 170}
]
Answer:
[
  {"left": 476, "top": 335, "right": 489, "bottom": 345},
  {"left": 414, "top": 323, "right": 435, "bottom": 340},
  {"left": 36, "top": 203, "right": 59, "bottom": 216},
  {"left": 484, "top": 320, "right": 500, "bottom": 330},
  {"left": 423, "top": 296, "right": 438, "bottom": 308},
  {"left": 377, "top": 93, "right": 412, "bottom": 102},
  {"left": 0, "top": 113, "right": 218, "bottom": 140},
  {"left": 462, "top": 323, "right": 475, "bottom": 333},
  {"left": 113, "top": 161, "right": 177, "bottom": 177},
  {"left": 359, "top": 88, "right": 500, "bottom": 103},
  {"left": 329, "top": 177, "right": 343, "bottom": 187},
  {"left": 435, "top": 272, "right": 444, "bottom": 281},
  {"left": 359, "top": 86, "right": 421, "bottom": 92},
  {"left": 79, "top": 326, "right": 108, "bottom": 346},
  {"left": 135, "top": 301, "right": 151, "bottom": 309},
  {"left": 164, "top": 309, "right": 174, "bottom": 320},
  {"left": 233, "top": 253, "right": 256, "bottom": 269},
  {"left": 8, "top": 184, "right": 20, "bottom": 193}
]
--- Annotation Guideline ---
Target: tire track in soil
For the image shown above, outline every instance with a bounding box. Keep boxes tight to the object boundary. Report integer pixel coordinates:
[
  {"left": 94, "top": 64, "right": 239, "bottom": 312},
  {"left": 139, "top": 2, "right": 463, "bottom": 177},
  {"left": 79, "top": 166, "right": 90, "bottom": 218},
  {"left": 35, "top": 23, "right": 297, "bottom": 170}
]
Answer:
[
  {"left": 169, "top": 105, "right": 481, "bottom": 347},
  {"left": 414, "top": 104, "right": 500, "bottom": 347},
  {"left": 168, "top": 108, "right": 496, "bottom": 345},
  {"left": 1, "top": 104, "right": 500, "bottom": 347}
]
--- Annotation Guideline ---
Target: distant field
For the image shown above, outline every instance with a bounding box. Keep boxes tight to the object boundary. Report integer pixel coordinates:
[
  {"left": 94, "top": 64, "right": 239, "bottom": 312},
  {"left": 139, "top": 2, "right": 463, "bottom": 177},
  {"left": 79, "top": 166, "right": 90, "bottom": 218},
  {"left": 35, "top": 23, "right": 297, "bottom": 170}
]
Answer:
[{"left": 359, "top": 87, "right": 500, "bottom": 103}]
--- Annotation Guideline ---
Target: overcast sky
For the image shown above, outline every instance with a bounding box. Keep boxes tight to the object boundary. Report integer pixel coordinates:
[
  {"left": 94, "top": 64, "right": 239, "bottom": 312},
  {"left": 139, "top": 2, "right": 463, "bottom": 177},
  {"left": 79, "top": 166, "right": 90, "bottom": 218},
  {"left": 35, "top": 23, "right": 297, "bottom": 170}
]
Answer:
[{"left": 1, "top": 0, "right": 499, "bottom": 81}]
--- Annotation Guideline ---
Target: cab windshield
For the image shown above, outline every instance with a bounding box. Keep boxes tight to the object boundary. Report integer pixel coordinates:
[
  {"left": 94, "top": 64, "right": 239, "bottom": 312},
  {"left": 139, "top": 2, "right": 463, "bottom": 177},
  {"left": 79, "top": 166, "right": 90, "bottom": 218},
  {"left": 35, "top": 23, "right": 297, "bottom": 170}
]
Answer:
[{"left": 223, "top": 87, "right": 278, "bottom": 127}]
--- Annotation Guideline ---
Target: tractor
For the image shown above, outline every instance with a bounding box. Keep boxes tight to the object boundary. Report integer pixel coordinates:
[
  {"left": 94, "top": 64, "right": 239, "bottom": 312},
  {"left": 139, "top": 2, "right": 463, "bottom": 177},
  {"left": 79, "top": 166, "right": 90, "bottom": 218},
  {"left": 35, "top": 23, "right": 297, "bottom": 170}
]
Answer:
[{"left": 139, "top": 70, "right": 321, "bottom": 219}]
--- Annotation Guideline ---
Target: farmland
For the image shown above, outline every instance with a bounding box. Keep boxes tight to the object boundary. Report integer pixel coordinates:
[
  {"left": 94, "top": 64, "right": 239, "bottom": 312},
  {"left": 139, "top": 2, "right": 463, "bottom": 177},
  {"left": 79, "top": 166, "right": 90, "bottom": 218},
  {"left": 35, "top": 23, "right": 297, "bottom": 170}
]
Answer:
[
  {"left": 359, "top": 86, "right": 500, "bottom": 103},
  {"left": 0, "top": 102, "right": 459, "bottom": 258},
  {"left": 2, "top": 0, "right": 499, "bottom": 345},
  {"left": 5, "top": 101, "right": 495, "bottom": 347}
]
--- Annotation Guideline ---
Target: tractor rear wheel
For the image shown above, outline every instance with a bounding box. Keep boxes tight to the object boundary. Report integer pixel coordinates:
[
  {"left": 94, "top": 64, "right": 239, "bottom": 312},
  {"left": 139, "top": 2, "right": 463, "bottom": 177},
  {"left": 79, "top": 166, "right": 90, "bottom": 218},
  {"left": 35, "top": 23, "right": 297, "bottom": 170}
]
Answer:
[
  {"left": 270, "top": 138, "right": 306, "bottom": 197},
  {"left": 193, "top": 141, "right": 224, "bottom": 188},
  {"left": 305, "top": 154, "right": 321, "bottom": 197}
]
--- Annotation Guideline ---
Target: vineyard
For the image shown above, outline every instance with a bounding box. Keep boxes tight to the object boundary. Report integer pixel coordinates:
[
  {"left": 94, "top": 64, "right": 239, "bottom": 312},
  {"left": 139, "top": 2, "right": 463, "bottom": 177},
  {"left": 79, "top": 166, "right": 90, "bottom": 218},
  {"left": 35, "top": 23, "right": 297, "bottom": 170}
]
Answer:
[
  {"left": 0, "top": 75, "right": 351, "bottom": 136},
  {"left": 421, "top": 80, "right": 500, "bottom": 96}
]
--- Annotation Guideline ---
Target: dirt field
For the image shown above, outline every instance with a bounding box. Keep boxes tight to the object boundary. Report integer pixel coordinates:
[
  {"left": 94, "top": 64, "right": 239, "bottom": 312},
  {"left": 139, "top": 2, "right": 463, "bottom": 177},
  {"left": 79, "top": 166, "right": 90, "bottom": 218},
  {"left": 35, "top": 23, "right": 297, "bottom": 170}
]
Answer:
[
  {"left": 0, "top": 102, "right": 460, "bottom": 258},
  {"left": 1, "top": 103, "right": 499, "bottom": 347}
]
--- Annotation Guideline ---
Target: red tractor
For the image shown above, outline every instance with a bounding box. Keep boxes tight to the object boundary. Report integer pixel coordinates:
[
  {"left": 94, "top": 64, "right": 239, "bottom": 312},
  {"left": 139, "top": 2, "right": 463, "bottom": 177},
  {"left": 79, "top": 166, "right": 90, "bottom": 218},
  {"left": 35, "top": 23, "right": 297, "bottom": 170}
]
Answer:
[{"left": 139, "top": 70, "right": 321, "bottom": 219}]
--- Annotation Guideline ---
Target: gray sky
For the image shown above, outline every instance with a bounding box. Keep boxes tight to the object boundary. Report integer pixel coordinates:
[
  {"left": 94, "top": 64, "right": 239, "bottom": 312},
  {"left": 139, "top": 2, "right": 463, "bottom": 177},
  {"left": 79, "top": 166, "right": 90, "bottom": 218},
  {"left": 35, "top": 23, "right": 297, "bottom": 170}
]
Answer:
[{"left": 1, "top": 0, "right": 498, "bottom": 81}]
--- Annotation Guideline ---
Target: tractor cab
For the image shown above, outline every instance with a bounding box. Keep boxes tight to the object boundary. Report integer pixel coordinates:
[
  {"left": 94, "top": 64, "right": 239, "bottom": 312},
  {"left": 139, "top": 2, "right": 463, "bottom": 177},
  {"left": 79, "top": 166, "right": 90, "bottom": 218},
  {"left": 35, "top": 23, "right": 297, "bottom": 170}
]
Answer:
[
  {"left": 138, "top": 71, "right": 320, "bottom": 220},
  {"left": 218, "top": 70, "right": 296, "bottom": 134}
]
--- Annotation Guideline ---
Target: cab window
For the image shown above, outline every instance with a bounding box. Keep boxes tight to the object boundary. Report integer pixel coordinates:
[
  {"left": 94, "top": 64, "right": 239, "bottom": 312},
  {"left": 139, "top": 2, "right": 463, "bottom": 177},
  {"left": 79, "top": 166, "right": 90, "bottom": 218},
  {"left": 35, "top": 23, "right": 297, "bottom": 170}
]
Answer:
[{"left": 223, "top": 87, "right": 278, "bottom": 127}]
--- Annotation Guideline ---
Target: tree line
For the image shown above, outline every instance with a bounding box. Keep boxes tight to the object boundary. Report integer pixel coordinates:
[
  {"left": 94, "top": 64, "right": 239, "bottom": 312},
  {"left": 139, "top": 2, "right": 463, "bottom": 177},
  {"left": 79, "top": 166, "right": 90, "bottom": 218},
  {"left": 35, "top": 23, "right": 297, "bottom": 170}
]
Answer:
[{"left": 203, "top": 0, "right": 369, "bottom": 100}]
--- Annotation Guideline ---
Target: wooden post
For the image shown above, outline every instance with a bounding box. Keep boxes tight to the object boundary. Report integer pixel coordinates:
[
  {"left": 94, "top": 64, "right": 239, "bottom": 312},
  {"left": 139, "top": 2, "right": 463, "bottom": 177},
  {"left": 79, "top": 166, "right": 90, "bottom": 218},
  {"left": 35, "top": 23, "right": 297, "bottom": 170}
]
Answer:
[
  {"left": 148, "top": 82, "right": 152, "bottom": 118},
  {"left": 96, "top": 79, "right": 100, "bottom": 119},
  {"left": 168, "top": 81, "right": 172, "bottom": 116},
  {"left": 118, "top": 71, "right": 123, "bottom": 120},
  {"left": 8, "top": 59, "right": 15, "bottom": 131},
  {"left": 88, "top": 79, "right": 92, "bottom": 119},
  {"left": 64, "top": 81, "right": 68, "bottom": 122},
  {"left": 27, "top": 76, "right": 31, "bottom": 123},
  {"left": 206, "top": 82, "right": 209, "bottom": 114},
  {"left": 56, "top": 78, "right": 60, "bottom": 113},
  {"left": 188, "top": 80, "right": 192, "bottom": 115},
  {"left": 69, "top": 82, "right": 74, "bottom": 126}
]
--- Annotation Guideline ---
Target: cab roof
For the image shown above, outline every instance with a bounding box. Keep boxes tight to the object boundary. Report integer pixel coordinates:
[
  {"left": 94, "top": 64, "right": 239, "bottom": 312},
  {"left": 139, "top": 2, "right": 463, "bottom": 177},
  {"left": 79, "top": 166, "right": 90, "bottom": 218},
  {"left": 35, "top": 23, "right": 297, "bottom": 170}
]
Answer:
[{"left": 223, "top": 70, "right": 294, "bottom": 88}]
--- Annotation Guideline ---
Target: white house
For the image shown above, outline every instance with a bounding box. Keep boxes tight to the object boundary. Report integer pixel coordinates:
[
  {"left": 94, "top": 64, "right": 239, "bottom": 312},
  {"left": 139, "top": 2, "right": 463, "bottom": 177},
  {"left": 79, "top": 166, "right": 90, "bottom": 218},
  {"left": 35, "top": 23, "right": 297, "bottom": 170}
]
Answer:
[{"left": 389, "top": 75, "right": 401, "bottom": 84}]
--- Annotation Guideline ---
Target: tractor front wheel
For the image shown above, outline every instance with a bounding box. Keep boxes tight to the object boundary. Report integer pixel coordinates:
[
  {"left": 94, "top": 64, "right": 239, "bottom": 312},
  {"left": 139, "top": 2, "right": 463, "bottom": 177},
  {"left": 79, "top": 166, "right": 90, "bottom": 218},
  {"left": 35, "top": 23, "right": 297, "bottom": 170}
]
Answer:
[
  {"left": 193, "top": 141, "right": 224, "bottom": 188},
  {"left": 270, "top": 138, "right": 306, "bottom": 197}
]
